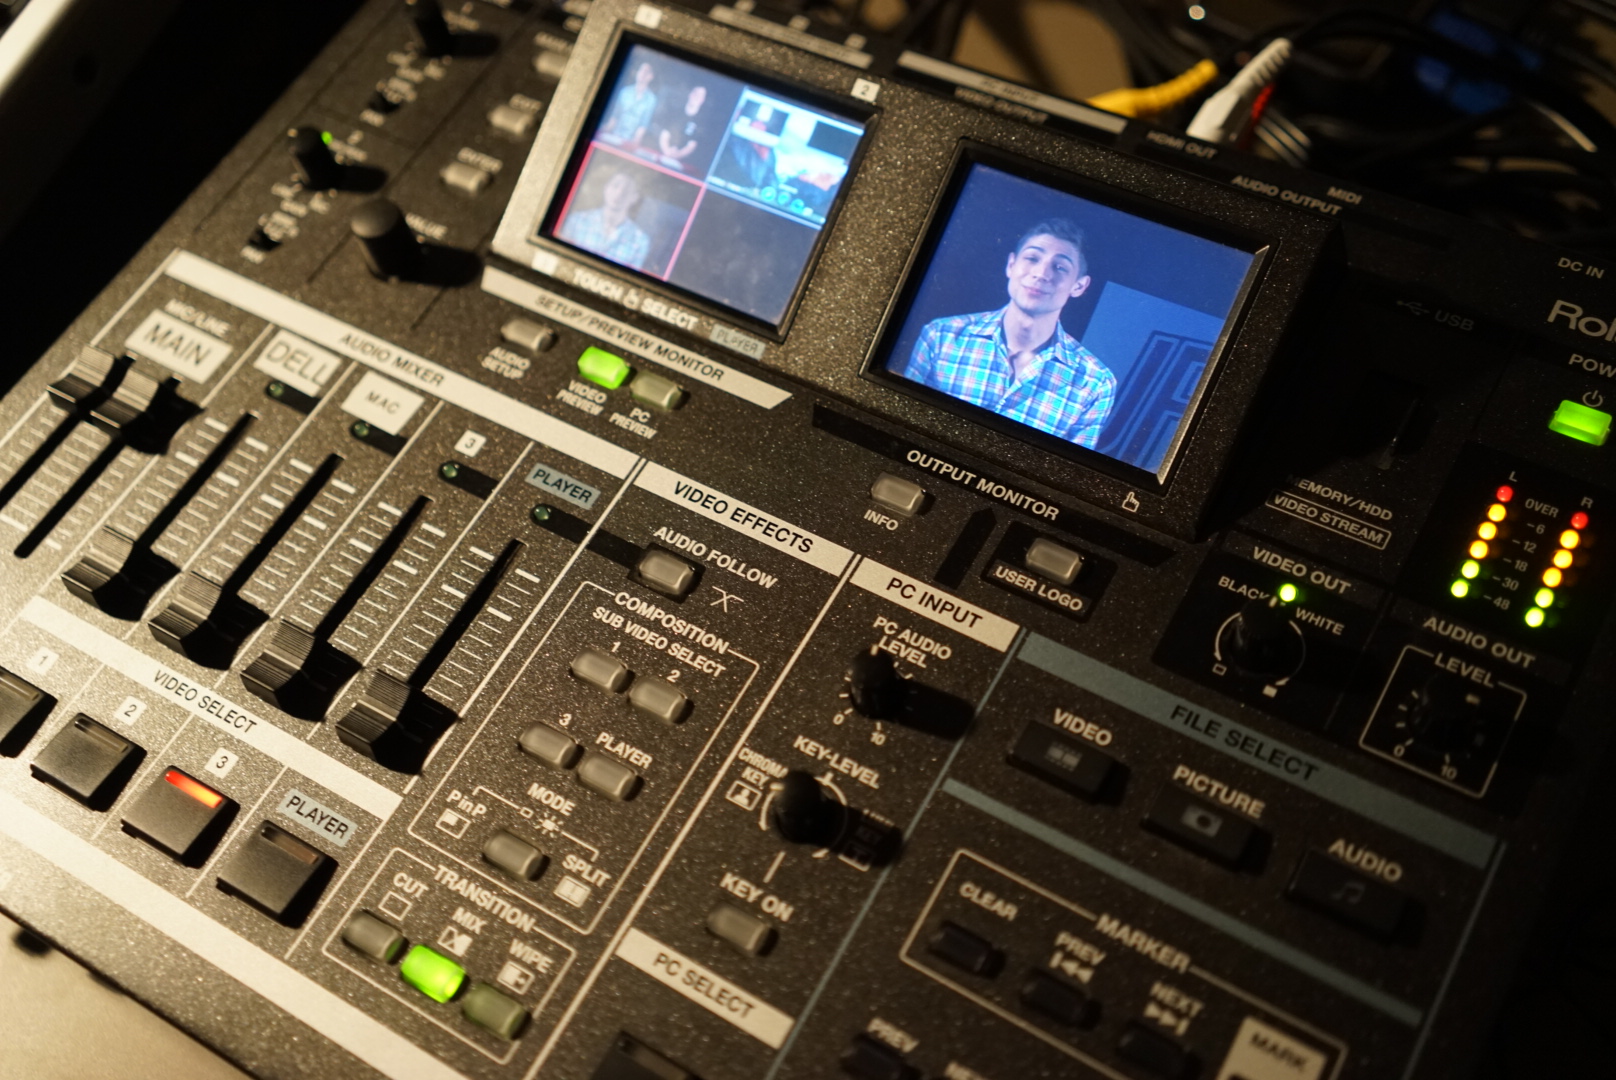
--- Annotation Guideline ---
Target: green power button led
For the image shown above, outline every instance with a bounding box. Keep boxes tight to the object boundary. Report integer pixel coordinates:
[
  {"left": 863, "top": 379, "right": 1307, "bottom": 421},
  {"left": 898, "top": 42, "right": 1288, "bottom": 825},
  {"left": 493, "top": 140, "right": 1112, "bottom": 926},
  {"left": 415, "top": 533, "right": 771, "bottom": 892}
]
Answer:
[
  {"left": 400, "top": 945, "right": 465, "bottom": 1003},
  {"left": 1549, "top": 399, "right": 1612, "bottom": 446},
  {"left": 577, "top": 346, "right": 632, "bottom": 390}
]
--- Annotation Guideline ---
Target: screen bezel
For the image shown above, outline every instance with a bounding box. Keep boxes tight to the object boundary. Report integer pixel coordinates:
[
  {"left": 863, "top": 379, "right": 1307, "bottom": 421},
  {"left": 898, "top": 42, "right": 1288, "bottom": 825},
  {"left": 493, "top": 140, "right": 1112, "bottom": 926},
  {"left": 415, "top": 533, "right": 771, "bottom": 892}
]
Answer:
[
  {"left": 533, "top": 32, "right": 876, "bottom": 339},
  {"left": 862, "top": 144, "right": 1270, "bottom": 492}
]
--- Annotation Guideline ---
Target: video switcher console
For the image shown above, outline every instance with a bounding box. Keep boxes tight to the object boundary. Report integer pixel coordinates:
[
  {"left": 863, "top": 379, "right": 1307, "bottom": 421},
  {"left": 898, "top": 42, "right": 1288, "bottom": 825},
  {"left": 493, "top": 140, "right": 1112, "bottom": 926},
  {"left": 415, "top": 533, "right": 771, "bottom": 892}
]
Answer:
[{"left": 1, "top": 2, "right": 1613, "bottom": 1078}]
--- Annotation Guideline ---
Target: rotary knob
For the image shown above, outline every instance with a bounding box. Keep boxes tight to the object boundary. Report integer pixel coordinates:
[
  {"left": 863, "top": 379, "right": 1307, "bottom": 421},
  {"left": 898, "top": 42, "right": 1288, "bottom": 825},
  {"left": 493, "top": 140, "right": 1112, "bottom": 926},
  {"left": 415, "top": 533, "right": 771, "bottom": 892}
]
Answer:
[
  {"left": 1401, "top": 674, "right": 1489, "bottom": 760},
  {"left": 768, "top": 771, "right": 846, "bottom": 847},
  {"left": 287, "top": 126, "right": 343, "bottom": 190},
  {"left": 846, "top": 649, "right": 905, "bottom": 719},
  {"left": 1217, "top": 596, "right": 1305, "bottom": 680},
  {"left": 350, "top": 199, "right": 423, "bottom": 281}
]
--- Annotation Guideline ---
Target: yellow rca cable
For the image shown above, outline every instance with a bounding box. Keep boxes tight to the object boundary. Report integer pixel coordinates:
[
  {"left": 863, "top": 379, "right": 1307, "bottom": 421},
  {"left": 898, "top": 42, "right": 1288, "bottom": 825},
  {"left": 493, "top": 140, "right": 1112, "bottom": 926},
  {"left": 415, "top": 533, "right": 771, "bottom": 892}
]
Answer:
[{"left": 1086, "top": 59, "right": 1219, "bottom": 119}]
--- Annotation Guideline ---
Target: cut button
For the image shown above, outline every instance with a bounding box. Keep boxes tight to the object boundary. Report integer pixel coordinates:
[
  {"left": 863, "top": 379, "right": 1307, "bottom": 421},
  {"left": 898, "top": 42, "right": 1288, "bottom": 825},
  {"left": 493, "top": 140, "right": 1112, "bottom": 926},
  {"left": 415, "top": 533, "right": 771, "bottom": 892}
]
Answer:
[
  {"left": 342, "top": 911, "right": 406, "bottom": 963},
  {"left": 578, "top": 346, "right": 632, "bottom": 389},
  {"left": 1549, "top": 398, "right": 1611, "bottom": 446}
]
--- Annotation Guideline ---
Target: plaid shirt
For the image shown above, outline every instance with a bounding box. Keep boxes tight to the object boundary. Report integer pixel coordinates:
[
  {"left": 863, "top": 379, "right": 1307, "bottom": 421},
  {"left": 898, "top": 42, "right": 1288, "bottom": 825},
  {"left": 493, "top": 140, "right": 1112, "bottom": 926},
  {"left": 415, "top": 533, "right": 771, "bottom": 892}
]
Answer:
[
  {"left": 558, "top": 207, "right": 651, "bottom": 270},
  {"left": 905, "top": 307, "right": 1116, "bottom": 447}
]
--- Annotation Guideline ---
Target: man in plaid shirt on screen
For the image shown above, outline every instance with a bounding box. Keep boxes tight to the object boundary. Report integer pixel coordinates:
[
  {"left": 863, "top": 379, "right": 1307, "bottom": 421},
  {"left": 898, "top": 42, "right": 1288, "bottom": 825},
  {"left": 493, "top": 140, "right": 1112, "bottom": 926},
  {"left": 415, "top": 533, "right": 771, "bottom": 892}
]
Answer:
[{"left": 905, "top": 219, "right": 1116, "bottom": 448}]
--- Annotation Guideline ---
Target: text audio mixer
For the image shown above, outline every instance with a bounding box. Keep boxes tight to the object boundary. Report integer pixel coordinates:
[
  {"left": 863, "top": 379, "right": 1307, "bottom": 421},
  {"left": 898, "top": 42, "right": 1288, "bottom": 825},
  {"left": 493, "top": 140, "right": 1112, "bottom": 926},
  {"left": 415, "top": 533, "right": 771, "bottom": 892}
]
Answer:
[{"left": 0, "top": 2, "right": 1613, "bottom": 1079}]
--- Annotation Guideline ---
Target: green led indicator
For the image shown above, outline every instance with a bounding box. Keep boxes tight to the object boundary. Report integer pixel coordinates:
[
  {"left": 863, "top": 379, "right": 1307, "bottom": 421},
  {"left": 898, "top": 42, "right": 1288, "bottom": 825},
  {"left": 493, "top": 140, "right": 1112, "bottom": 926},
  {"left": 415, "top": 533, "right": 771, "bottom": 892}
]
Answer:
[
  {"left": 1277, "top": 582, "right": 1299, "bottom": 604},
  {"left": 577, "top": 346, "right": 632, "bottom": 390},
  {"left": 351, "top": 420, "right": 371, "bottom": 439},
  {"left": 400, "top": 946, "right": 464, "bottom": 1003},
  {"left": 530, "top": 504, "right": 552, "bottom": 524},
  {"left": 440, "top": 462, "right": 460, "bottom": 481},
  {"left": 1450, "top": 579, "right": 1470, "bottom": 598},
  {"left": 1524, "top": 607, "right": 1546, "bottom": 628},
  {"left": 1548, "top": 399, "right": 1612, "bottom": 446},
  {"left": 1461, "top": 559, "right": 1480, "bottom": 579},
  {"left": 321, "top": 130, "right": 334, "bottom": 146},
  {"left": 267, "top": 381, "right": 286, "bottom": 399},
  {"left": 1534, "top": 587, "right": 1555, "bottom": 608}
]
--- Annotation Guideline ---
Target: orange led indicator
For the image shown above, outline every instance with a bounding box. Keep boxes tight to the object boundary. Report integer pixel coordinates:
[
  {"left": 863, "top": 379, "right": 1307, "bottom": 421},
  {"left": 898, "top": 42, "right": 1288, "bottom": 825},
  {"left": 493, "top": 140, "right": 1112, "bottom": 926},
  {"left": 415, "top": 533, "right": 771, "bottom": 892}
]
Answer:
[
  {"left": 1571, "top": 511, "right": 1590, "bottom": 530},
  {"left": 1496, "top": 485, "right": 1514, "bottom": 502},
  {"left": 1560, "top": 529, "right": 1582, "bottom": 550},
  {"left": 1554, "top": 549, "right": 1575, "bottom": 569},
  {"left": 1469, "top": 540, "right": 1490, "bottom": 559},
  {"left": 1477, "top": 522, "right": 1498, "bottom": 540},
  {"left": 1486, "top": 504, "right": 1508, "bottom": 523},
  {"left": 164, "top": 769, "right": 223, "bottom": 809},
  {"left": 1543, "top": 567, "right": 1564, "bottom": 588}
]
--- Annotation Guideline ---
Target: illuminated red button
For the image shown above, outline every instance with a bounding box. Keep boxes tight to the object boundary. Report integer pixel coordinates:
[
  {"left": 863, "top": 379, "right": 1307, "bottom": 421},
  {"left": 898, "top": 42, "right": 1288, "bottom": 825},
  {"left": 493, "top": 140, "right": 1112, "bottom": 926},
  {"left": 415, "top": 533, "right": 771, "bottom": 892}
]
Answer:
[{"left": 121, "top": 767, "right": 236, "bottom": 865}]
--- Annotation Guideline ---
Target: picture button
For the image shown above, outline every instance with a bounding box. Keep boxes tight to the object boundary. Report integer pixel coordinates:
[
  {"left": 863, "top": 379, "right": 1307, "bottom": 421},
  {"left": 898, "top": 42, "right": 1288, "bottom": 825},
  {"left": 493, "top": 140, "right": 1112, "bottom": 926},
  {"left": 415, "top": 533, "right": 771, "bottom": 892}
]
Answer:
[
  {"left": 1143, "top": 786, "right": 1260, "bottom": 867},
  {"left": 1007, "top": 720, "right": 1116, "bottom": 799},
  {"left": 636, "top": 548, "right": 696, "bottom": 598},
  {"left": 705, "top": 900, "right": 776, "bottom": 956},
  {"left": 519, "top": 723, "right": 581, "bottom": 769},
  {"left": 1025, "top": 537, "right": 1083, "bottom": 585},
  {"left": 1286, "top": 849, "right": 1409, "bottom": 939},
  {"left": 570, "top": 648, "right": 630, "bottom": 693},
  {"left": 925, "top": 920, "right": 1003, "bottom": 977},
  {"left": 868, "top": 473, "right": 926, "bottom": 517},
  {"left": 577, "top": 753, "right": 640, "bottom": 802}
]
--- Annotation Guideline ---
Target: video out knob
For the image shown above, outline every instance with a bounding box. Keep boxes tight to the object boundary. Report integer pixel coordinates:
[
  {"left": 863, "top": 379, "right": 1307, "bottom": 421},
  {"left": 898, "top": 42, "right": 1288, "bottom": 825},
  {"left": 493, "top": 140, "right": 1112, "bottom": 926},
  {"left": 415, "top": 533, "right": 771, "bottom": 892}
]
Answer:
[
  {"left": 350, "top": 199, "right": 422, "bottom": 281},
  {"left": 405, "top": 0, "right": 455, "bottom": 57},
  {"left": 1218, "top": 596, "right": 1305, "bottom": 680},
  {"left": 768, "top": 771, "right": 846, "bottom": 847},
  {"left": 846, "top": 649, "right": 905, "bottom": 719},
  {"left": 287, "top": 127, "right": 343, "bottom": 190}
]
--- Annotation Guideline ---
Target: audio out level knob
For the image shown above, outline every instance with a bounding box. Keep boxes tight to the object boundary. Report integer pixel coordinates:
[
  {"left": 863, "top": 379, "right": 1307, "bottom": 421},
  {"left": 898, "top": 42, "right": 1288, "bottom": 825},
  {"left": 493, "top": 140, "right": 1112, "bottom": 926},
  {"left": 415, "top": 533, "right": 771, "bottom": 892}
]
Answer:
[
  {"left": 287, "top": 127, "right": 343, "bottom": 190},
  {"left": 846, "top": 649, "right": 905, "bottom": 719},
  {"left": 768, "top": 771, "right": 846, "bottom": 847},
  {"left": 1217, "top": 596, "right": 1305, "bottom": 680},
  {"left": 351, "top": 199, "right": 422, "bottom": 281},
  {"left": 405, "top": 0, "right": 455, "bottom": 57}
]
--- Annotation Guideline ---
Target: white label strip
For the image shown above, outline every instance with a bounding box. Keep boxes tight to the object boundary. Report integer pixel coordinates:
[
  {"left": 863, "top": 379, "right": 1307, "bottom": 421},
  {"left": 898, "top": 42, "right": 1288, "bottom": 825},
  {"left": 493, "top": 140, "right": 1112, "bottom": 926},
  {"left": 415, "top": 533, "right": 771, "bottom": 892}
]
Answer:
[
  {"left": 852, "top": 558, "right": 1018, "bottom": 651},
  {"left": 897, "top": 51, "right": 1128, "bottom": 134},
  {"left": 21, "top": 598, "right": 401, "bottom": 820},
  {"left": 0, "top": 791, "right": 469, "bottom": 1080},
  {"left": 125, "top": 309, "right": 234, "bottom": 382},
  {"left": 481, "top": 267, "right": 791, "bottom": 410},
  {"left": 253, "top": 329, "right": 343, "bottom": 396},
  {"left": 635, "top": 462, "right": 852, "bottom": 576},
  {"left": 342, "top": 371, "right": 426, "bottom": 435},
  {"left": 163, "top": 252, "right": 638, "bottom": 478},
  {"left": 614, "top": 928, "right": 795, "bottom": 1048}
]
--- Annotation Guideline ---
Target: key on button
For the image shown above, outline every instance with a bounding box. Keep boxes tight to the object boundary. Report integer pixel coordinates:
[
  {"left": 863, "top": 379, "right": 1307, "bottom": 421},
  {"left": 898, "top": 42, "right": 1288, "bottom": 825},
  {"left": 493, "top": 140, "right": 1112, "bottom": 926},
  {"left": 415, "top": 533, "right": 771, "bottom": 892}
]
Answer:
[
  {"left": 1025, "top": 537, "right": 1083, "bottom": 585},
  {"left": 1286, "top": 849, "right": 1409, "bottom": 939},
  {"left": 636, "top": 548, "right": 696, "bottom": 598},
  {"left": 869, "top": 473, "right": 926, "bottom": 517},
  {"left": 706, "top": 901, "right": 776, "bottom": 956}
]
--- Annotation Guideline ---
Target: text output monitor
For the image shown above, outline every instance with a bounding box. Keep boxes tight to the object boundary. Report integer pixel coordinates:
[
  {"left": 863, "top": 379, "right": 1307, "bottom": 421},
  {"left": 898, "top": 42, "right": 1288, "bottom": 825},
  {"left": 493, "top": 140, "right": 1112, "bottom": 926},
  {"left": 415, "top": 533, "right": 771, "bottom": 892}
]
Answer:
[
  {"left": 542, "top": 40, "right": 867, "bottom": 330},
  {"left": 872, "top": 153, "right": 1262, "bottom": 485}
]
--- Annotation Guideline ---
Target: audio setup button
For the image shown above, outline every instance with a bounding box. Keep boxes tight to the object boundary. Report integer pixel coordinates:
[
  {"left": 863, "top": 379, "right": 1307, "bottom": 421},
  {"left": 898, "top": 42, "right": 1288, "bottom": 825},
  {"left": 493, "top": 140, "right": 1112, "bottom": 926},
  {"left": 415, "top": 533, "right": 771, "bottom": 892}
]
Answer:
[
  {"left": 571, "top": 648, "right": 631, "bottom": 693},
  {"left": 926, "top": 920, "right": 1004, "bottom": 977},
  {"left": 519, "top": 723, "right": 582, "bottom": 769},
  {"left": 1117, "top": 1021, "right": 1193, "bottom": 1079},
  {"left": 341, "top": 911, "right": 406, "bottom": 963},
  {"left": 462, "top": 983, "right": 529, "bottom": 1040},
  {"left": 636, "top": 548, "right": 697, "bottom": 598},
  {"left": 483, "top": 829, "right": 547, "bottom": 881},
  {"left": 488, "top": 104, "right": 536, "bottom": 138},
  {"left": 1286, "top": 849, "right": 1409, "bottom": 940},
  {"left": 869, "top": 473, "right": 927, "bottom": 517},
  {"left": 1144, "top": 786, "right": 1260, "bottom": 868},
  {"left": 1008, "top": 721, "right": 1116, "bottom": 800},
  {"left": 501, "top": 318, "right": 556, "bottom": 353},
  {"left": 1025, "top": 538, "right": 1083, "bottom": 586},
  {"left": 215, "top": 821, "right": 335, "bottom": 926},
  {"left": 29, "top": 715, "right": 142, "bottom": 809},
  {"left": 440, "top": 161, "right": 492, "bottom": 196},
  {"left": 120, "top": 768, "right": 235, "bottom": 865},
  {"left": 706, "top": 901, "right": 776, "bottom": 956},
  {"left": 840, "top": 1033, "right": 917, "bottom": 1080},
  {"left": 577, "top": 753, "right": 641, "bottom": 802},
  {"left": 0, "top": 665, "right": 51, "bottom": 753}
]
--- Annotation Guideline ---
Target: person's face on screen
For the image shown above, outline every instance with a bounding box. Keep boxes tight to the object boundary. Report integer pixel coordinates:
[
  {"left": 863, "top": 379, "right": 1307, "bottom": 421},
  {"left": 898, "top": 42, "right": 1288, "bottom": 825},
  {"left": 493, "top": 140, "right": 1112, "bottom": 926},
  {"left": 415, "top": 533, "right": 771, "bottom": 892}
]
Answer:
[
  {"left": 602, "top": 171, "right": 640, "bottom": 214},
  {"left": 686, "top": 86, "right": 706, "bottom": 114},
  {"left": 1005, "top": 234, "right": 1090, "bottom": 318},
  {"left": 634, "top": 62, "right": 654, "bottom": 89}
]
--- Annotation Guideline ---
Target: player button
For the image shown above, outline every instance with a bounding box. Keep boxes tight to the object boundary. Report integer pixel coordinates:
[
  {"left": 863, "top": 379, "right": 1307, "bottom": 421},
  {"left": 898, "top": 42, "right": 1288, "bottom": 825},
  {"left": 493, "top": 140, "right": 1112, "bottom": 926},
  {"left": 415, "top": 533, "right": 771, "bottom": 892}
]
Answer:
[
  {"left": 215, "top": 821, "right": 335, "bottom": 925},
  {"left": 636, "top": 548, "right": 696, "bottom": 598},
  {"left": 1144, "top": 786, "right": 1260, "bottom": 867},
  {"left": 868, "top": 473, "right": 926, "bottom": 517},
  {"left": 1025, "top": 537, "right": 1083, "bottom": 585},
  {"left": 577, "top": 753, "right": 641, "bottom": 802},
  {"left": 1286, "top": 849, "right": 1409, "bottom": 939}
]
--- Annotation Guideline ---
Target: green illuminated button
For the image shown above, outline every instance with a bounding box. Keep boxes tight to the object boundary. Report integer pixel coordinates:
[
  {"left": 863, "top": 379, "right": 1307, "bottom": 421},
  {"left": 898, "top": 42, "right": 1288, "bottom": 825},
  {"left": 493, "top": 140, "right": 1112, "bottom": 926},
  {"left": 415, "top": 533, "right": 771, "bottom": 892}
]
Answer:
[
  {"left": 577, "top": 347, "right": 632, "bottom": 390},
  {"left": 400, "top": 945, "right": 465, "bottom": 1002},
  {"left": 1549, "top": 399, "right": 1611, "bottom": 446}
]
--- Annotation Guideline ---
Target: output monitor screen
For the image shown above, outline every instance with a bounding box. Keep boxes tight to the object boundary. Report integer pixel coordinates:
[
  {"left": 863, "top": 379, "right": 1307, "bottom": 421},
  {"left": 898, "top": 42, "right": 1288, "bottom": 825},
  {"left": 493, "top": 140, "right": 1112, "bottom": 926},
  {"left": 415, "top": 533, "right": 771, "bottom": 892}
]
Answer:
[
  {"left": 876, "top": 157, "right": 1261, "bottom": 481},
  {"left": 543, "top": 41, "right": 867, "bottom": 329}
]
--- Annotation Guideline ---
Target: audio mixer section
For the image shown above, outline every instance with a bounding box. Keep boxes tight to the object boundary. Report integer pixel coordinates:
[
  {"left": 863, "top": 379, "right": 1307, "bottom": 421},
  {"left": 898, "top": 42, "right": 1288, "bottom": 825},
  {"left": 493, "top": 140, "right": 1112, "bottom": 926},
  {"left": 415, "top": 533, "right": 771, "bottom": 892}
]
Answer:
[{"left": 0, "top": 2, "right": 1613, "bottom": 1080}]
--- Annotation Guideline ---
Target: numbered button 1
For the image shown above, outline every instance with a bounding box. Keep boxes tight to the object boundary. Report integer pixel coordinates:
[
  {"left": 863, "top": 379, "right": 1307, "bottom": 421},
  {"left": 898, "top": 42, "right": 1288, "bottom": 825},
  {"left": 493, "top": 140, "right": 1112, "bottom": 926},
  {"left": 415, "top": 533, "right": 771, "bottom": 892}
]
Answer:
[{"left": 571, "top": 649, "right": 630, "bottom": 694}]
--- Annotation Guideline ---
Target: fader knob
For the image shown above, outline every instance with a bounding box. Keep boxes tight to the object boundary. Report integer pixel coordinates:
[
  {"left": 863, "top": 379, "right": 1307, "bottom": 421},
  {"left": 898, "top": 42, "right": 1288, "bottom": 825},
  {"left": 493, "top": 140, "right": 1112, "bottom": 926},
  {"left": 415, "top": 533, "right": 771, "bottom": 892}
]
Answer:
[
  {"left": 1218, "top": 596, "right": 1305, "bottom": 680},
  {"left": 350, "top": 199, "right": 422, "bottom": 281},
  {"left": 287, "top": 127, "right": 343, "bottom": 190},
  {"left": 406, "top": 0, "right": 455, "bottom": 57},
  {"left": 846, "top": 649, "right": 905, "bottom": 719},
  {"left": 768, "top": 771, "right": 846, "bottom": 847}
]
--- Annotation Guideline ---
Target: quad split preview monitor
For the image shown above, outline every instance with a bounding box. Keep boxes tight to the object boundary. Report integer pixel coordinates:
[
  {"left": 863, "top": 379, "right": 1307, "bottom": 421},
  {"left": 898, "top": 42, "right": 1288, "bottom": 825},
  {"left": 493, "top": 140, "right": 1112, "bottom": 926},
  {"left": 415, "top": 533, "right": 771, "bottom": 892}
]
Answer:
[
  {"left": 868, "top": 153, "right": 1265, "bottom": 486},
  {"left": 540, "top": 39, "right": 867, "bottom": 330}
]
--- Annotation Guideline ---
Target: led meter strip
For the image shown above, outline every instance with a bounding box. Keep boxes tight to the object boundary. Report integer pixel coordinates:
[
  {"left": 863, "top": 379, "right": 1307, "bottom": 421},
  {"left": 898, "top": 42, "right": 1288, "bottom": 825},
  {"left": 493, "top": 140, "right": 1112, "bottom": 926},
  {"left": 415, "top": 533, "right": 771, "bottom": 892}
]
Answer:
[{"left": 0, "top": 790, "right": 470, "bottom": 1080}]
